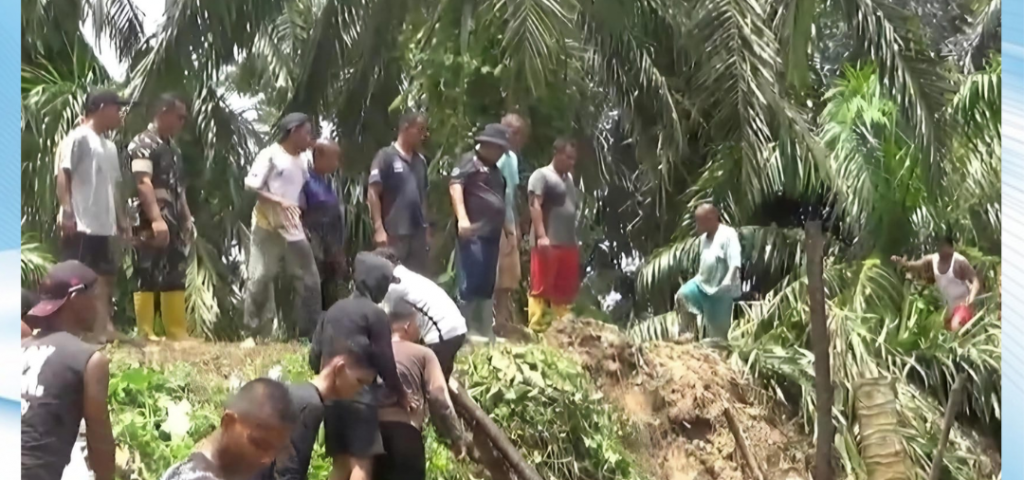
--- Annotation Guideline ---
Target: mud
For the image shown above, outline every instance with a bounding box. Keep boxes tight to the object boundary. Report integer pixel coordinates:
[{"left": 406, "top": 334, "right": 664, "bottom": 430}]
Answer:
[{"left": 545, "top": 317, "right": 812, "bottom": 480}]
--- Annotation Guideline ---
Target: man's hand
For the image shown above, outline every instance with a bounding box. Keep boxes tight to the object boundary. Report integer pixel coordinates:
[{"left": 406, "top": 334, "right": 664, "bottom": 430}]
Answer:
[
  {"left": 151, "top": 219, "right": 170, "bottom": 248},
  {"left": 401, "top": 393, "right": 418, "bottom": 412},
  {"left": 458, "top": 219, "right": 475, "bottom": 239},
  {"left": 374, "top": 228, "right": 388, "bottom": 247},
  {"left": 60, "top": 210, "right": 77, "bottom": 238},
  {"left": 890, "top": 255, "right": 906, "bottom": 266},
  {"left": 181, "top": 213, "right": 194, "bottom": 239},
  {"left": 450, "top": 441, "right": 467, "bottom": 460},
  {"left": 536, "top": 236, "right": 551, "bottom": 248},
  {"left": 504, "top": 223, "right": 516, "bottom": 238}
]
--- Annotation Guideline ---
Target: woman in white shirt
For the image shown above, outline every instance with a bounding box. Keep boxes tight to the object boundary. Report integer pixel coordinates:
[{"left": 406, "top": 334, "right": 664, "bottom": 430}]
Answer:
[{"left": 372, "top": 248, "right": 468, "bottom": 380}]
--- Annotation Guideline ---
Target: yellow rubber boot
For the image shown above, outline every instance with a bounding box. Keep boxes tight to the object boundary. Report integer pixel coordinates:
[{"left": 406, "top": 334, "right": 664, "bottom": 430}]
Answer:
[
  {"left": 527, "top": 296, "right": 552, "bottom": 334},
  {"left": 161, "top": 291, "right": 190, "bottom": 341},
  {"left": 133, "top": 291, "right": 158, "bottom": 340}
]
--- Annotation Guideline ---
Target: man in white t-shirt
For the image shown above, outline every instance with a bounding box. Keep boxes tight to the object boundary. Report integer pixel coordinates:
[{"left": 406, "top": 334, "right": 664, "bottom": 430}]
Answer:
[
  {"left": 55, "top": 89, "right": 130, "bottom": 344},
  {"left": 372, "top": 248, "right": 467, "bottom": 381},
  {"left": 242, "top": 113, "right": 321, "bottom": 339},
  {"left": 675, "top": 203, "right": 742, "bottom": 340}
]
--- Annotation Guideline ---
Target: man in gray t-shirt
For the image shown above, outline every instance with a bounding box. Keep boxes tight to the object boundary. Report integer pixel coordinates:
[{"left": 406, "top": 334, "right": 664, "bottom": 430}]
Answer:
[{"left": 526, "top": 138, "right": 580, "bottom": 333}]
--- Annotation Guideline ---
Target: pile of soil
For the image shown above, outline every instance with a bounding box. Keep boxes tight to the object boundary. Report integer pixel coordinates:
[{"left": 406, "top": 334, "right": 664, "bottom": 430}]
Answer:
[{"left": 545, "top": 317, "right": 811, "bottom": 480}]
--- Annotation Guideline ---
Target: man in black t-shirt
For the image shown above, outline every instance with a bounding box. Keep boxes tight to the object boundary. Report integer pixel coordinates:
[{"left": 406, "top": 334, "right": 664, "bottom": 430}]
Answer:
[
  {"left": 22, "top": 261, "right": 115, "bottom": 480},
  {"left": 448, "top": 123, "right": 510, "bottom": 342},
  {"left": 367, "top": 112, "right": 431, "bottom": 275}
]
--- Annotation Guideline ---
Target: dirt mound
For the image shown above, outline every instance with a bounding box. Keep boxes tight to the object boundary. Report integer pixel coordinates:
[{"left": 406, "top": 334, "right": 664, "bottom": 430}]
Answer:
[{"left": 545, "top": 318, "right": 812, "bottom": 480}]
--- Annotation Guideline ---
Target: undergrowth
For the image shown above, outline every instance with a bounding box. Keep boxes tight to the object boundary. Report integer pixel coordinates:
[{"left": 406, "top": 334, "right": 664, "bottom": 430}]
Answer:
[{"left": 107, "top": 343, "right": 645, "bottom": 480}]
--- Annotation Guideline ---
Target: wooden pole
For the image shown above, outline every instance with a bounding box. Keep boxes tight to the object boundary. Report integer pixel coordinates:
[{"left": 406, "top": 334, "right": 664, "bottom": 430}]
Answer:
[
  {"left": 928, "top": 375, "right": 968, "bottom": 480},
  {"left": 806, "top": 219, "right": 834, "bottom": 480},
  {"left": 449, "top": 379, "right": 546, "bottom": 480},
  {"left": 723, "top": 407, "right": 764, "bottom": 480}
]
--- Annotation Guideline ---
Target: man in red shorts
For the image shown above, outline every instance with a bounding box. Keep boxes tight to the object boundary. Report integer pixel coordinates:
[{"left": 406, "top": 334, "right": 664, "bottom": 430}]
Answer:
[{"left": 526, "top": 138, "right": 580, "bottom": 333}]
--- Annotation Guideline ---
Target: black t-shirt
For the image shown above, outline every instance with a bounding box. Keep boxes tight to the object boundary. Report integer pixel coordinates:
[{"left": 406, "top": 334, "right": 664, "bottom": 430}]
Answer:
[
  {"left": 250, "top": 382, "right": 325, "bottom": 480},
  {"left": 160, "top": 452, "right": 223, "bottom": 480},
  {"left": 450, "top": 152, "right": 506, "bottom": 237},
  {"left": 368, "top": 145, "right": 428, "bottom": 236},
  {"left": 21, "top": 331, "right": 101, "bottom": 480}
]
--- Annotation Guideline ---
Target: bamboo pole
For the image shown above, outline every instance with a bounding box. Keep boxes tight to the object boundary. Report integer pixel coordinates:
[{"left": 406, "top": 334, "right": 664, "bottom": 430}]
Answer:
[
  {"left": 806, "top": 219, "right": 835, "bottom": 480},
  {"left": 928, "top": 375, "right": 968, "bottom": 480},
  {"left": 449, "top": 379, "right": 546, "bottom": 480},
  {"left": 723, "top": 407, "right": 764, "bottom": 480}
]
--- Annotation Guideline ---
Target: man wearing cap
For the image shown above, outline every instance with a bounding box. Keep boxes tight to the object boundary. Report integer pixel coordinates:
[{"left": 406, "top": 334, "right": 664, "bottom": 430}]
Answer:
[
  {"left": 367, "top": 112, "right": 432, "bottom": 275},
  {"left": 55, "top": 89, "right": 130, "bottom": 344},
  {"left": 243, "top": 112, "right": 321, "bottom": 339},
  {"left": 448, "top": 124, "right": 510, "bottom": 342},
  {"left": 22, "top": 261, "right": 115, "bottom": 480},
  {"left": 493, "top": 113, "right": 528, "bottom": 328},
  {"left": 127, "top": 93, "right": 193, "bottom": 342}
]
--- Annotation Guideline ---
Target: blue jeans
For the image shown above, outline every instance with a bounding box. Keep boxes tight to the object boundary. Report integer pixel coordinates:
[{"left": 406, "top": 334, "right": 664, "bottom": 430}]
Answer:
[{"left": 457, "top": 233, "right": 501, "bottom": 339}]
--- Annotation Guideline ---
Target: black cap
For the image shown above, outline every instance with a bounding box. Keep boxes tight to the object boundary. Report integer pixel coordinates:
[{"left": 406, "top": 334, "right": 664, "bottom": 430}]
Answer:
[
  {"left": 475, "top": 123, "right": 511, "bottom": 150},
  {"left": 85, "top": 89, "right": 130, "bottom": 114},
  {"left": 277, "top": 112, "right": 311, "bottom": 141},
  {"left": 27, "top": 261, "right": 98, "bottom": 318}
]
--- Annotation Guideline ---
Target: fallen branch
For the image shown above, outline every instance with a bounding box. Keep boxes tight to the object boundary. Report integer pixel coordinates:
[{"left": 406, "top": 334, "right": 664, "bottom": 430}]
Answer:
[
  {"left": 449, "top": 379, "right": 546, "bottom": 480},
  {"left": 723, "top": 407, "right": 764, "bottom": 480},
  {"left": 928, "top": 375, "right": 968, "bottom": 480}
]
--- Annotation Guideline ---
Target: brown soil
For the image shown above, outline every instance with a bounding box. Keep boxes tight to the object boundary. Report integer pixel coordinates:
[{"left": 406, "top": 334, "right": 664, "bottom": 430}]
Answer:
[{"left": 544, "top": 317, "right": 812, "bottom": 480}]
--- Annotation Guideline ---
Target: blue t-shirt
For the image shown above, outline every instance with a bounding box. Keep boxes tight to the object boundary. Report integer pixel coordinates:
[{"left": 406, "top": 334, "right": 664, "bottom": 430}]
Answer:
[
  {"left": 302, "top": 169, "right": 339, "bottom": 209},
  {"left": 496, "top": 151, "right": 519, "bottom": 226}
]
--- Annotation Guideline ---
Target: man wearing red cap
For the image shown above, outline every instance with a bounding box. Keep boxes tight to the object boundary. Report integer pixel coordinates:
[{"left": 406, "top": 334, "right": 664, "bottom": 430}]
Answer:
[{"left": 22, "top": 261, "right": 115, "bottom": 480}]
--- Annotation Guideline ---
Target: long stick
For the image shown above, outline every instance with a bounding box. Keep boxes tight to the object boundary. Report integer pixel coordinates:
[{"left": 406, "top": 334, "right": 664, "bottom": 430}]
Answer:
[
  {"left": 449, "top": 379, "right": 546, "bottom": 480},
  {"left": 723, "top": 407, "right": 764, "bottom": 480},
  {"left": 805, "top": 219, "right": 834, "bottom": 480},
  {"left": 928, "top": 375, "right": 968, "bottom": 480}
]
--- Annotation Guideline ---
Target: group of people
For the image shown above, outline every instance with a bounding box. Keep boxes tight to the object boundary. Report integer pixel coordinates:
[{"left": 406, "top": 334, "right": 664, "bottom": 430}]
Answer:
[{"left": 22, "top": 88, "right": 591, "bottom": 480}]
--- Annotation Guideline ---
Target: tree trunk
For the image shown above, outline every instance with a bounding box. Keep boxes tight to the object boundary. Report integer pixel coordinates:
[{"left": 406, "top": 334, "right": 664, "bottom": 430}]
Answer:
[
  {"left": 854, "top": 377, "right": 911, "bottom": 480},
  {"left": 449, "top": 379, "right": 546, "bottom": 480},
  {"left": 805, "top": 220, "right": 835, "bottom": 480},
  {"left": 928, "top": 375, "right": 968, "bottom": 480}
]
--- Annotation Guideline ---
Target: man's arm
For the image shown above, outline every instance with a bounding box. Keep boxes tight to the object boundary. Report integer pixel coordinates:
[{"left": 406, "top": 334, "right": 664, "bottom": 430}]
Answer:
[
  {"left": 83, "top": 352, "right": 115, "bottom": 480},
  {"left": 367, "top": 153, "right": 388, "bottom": 244},
  {"left": 423, "top": 351, "right": 464, "bottom": 444},
  {"left": 245, "top": 150, "right": 290, "bottom": 206},
  {"left": 308, "top": 314, "right": 325, "bottom": 373},
  {"left": 57, "top": 136, "right": 85, "bottom": 234},
  {"left": 892, "top": 254, "right": 933, "bottom": 275},
  {"left": 526, "top": 171, "right": 548, "bottom": 245},
  {"left": 368, "top": 310, "right": 406, "bottom": 401},
  {"left": 130, "top": 143, "right": 169, "bottom": 244},
  {"left": 958, "top": 259, "right": 983, "bottom": 304},
  {"left": 724, "top": 229, "right": 742, "bottom": 286}
]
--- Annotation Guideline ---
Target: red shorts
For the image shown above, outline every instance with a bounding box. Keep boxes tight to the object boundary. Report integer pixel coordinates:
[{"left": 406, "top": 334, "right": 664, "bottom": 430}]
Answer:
[{"left": 529, "top": 246, "right": 580, "bottom": 304}]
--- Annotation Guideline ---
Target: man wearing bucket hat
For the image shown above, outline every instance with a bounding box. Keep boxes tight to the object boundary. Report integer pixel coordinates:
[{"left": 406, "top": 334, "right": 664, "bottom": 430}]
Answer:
[
  {"left": 55, "top": 88, "right": 131, "bottom": 344},
  {"left": 22, "top": 261, "right": 115, "bottom": 480},
  {"left": 243, "top": 112, "right": 322, "bottom": 339},
  {"left": 448, "top": 124, "right": 510, "bottom": 342}
]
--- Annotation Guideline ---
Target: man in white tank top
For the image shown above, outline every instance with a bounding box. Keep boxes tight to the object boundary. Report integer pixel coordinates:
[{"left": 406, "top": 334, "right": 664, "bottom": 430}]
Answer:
[{"left": 892, "top": 235, "right": 982, "bottom": 310}]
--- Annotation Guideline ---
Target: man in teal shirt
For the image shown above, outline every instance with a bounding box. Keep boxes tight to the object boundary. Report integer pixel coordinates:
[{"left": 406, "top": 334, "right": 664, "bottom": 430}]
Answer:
[{"left": 493, "top": 114, "right": 529, "bottom": 327}]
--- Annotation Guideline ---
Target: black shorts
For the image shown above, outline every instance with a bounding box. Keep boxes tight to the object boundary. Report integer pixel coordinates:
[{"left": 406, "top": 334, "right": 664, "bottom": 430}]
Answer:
[
  {"left": 428, "top": 333, "right": 466, "bottom": 381},
  {"left": 372, "top": 422, "right": 425, "bottom": 480},
  {"left": 323, "top": 399, "right": 384, "bottom": 458},
  {"left": 60, "top": 233, "right": 117, "bottom": 276}
]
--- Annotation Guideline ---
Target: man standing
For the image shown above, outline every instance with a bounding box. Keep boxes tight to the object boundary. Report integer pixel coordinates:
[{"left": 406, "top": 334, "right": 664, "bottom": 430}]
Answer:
[
  {"left": 449, "top": 124, "right": 510, "bottom": 342},
  {"left": 892, "top": 235, "right": 982, "bottom": 330},
  {"left": 526, "top": 138, "right": 581, "bottom": 334},
  {"left": 367, "top": 113, "right": 431, "bottom": 275},
  {"left": 22, "top": 261, "right": 115, "bottom": 480},
  {"left": 56, "top": 89, "right": 130, "bottom": 344},
  {"left": 675, "top": 204, "right": 742, "bottom": 340},
  {"left": 243, "top": 113, "right": 321, "bottom": 339},
  {"left": 302, "top": 139, "right": 347, "bottom": 309},
  {"left": 127, "top": 93, "right": 193, "bottom": 342},
  {"left": 493, "top": 114, "right": 528, "bottom": 328}
]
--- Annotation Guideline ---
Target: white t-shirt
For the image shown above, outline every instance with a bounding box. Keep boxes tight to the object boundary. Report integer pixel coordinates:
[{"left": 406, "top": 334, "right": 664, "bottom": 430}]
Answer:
[
  {"left": 696, "top": 224, "right": 742, "bottom": 298},
  {"left": 382, "top": 265, "right": 467, "bottom": 345},
  {"left": 245, "top": 143, "right": 309, "bottom": 241},
  {"left": 58, "top": 126, "right": 122, "bottom": 236}
]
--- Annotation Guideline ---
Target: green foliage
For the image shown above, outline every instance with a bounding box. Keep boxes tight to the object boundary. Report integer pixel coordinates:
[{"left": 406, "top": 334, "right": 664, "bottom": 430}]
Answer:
[{"left": 460, "top": 346, "right": 647, "bottom": 480}]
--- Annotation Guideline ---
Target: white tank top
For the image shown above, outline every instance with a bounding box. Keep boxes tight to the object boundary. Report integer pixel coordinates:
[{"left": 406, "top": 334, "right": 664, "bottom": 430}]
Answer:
[{"left": 933, "top": 253, "right": 969, "bottom": 307}]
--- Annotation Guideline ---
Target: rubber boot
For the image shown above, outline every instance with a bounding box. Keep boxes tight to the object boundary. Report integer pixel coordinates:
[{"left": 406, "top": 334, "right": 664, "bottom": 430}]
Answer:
[
  {"left": 161, "top": 291, "right": 190, "bottom": 341},
  {"left": 133, "top": 291, "right": 158, "bottom": 341}
]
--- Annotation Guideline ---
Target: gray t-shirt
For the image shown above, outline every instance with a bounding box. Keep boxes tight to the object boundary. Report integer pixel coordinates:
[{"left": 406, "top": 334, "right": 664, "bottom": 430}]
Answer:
[
  {"left": 58, "top": 126, "right": 122, "bottom": 236},
  {"left": 527, "top": 165, "right": 578, "bottom": 246}
]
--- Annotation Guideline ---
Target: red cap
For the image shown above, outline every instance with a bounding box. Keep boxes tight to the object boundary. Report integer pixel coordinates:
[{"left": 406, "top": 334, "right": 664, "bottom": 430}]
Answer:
[{"left": 26, "top": 261, "right": 98, "bottom": 318}]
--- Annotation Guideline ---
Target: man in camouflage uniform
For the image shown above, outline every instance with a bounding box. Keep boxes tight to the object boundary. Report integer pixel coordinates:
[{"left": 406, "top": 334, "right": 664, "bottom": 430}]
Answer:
[{"left": 127, "top": 93, "right": 193, "bottom": 341}]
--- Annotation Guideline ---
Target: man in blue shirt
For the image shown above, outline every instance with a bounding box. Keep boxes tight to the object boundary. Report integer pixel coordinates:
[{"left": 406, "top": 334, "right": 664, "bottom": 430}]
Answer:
[
  {"left": 493, "top": 114, "right": 529, "bottom": 328},
  {"left": 302, "top": 139, "right": 346, "bottom": 309}
]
